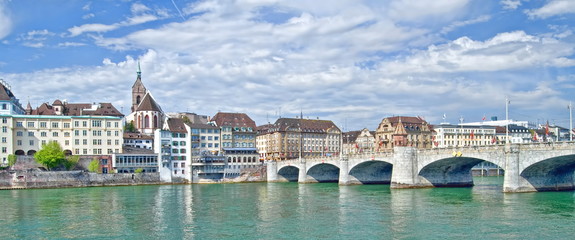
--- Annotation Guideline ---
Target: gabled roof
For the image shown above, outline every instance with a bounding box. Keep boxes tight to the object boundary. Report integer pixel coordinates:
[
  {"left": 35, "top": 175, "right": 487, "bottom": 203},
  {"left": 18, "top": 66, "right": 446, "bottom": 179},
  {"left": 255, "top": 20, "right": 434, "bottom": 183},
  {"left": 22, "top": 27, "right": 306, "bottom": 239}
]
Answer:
[
  {"left": 343, "top": 131, "right": 361, "bottom": 144},
  {"left": 212, "top": 112, "right": 256, "bottom": 128},
  {"left": 135, "top": 92, "right": 162, "bottom": 112},
  {"left": 0, "top": 83, "right": 14, "bottom": 101},
  {"left": 167, "top": 118, "right": 188, "bottom": 133}
]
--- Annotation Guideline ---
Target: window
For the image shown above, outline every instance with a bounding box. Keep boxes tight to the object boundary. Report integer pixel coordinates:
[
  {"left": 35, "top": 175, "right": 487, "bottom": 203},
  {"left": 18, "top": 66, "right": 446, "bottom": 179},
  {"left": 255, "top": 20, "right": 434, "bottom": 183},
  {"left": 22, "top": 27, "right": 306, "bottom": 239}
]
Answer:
[
  {"left": 2, "top": 118, "right": 6, "bottom": 124},
  {"left": 16, "top": 122, "right": 23, "bottom": 127},
  {"left": 74, "top": 130, "right": 79, "bottom": 136},
  {"left": 52, "top": 132, "right": 58, "bottom": 137},
  {"left": 1, "top": 147, "right": 5, "bottom": 153},
  {"left": 64, "top": 123, "right": 70, "bottom": 128},
  {"left": 107, "top": 139, "right": 112, "bottom": 145},
  {"left": 83, "top": 130, "right": 87, "bottom": 136},
  {"left": 83, "top": 149, "right": 88, "bottom": 154},
  {"left": 16, "top": 131, "right": 22, "bottom": 136},
  {"left": 64, "top": 132, "right": 70, "bottom": 137},
  {"left": 106, "top": 122, "right": 111, "bottom": 128},
  {"left": 1, "top": 137, "right": 5, "bottom": 143},
  {"left": 1, "top": 104, "right": 5, "bottom": 110},
  {"left": 180, "top": 141, "right": 186, "bottom": 146},
  {"left": 115, "top": 140, "right": 119, "bottom": 145},
  {"left": 17, "top": 140, "right": 22, "bottom": 146},
  {"left": 107, "top": 131, "right": 111, "bottom": 136},
  {"left": 29, "top": 140, "right": 34, "bottom": 146},
  {"left": 2, "top": 126, "right": 6, "bottom": 133},
  {"left": 52, "top": 122, "right": 59, "bottom": 128},
  {"left": 93, "top": 139, "right": 102, "bottom": 145},
  {"left": 82, "top": 121, "right": 87, "bottom": 127},
  {"left": 65, "top": 140, "right": 69, "bottom": 146},
  {"left": 114, "top": 122, "right": 119, "bottom": 128},
  {"left": 92, "top": 120, "right": 102, "bottom": 128},
  {"left": 74, "top": 121, "right": 79, "bottom": 127},
  {"left": 40, "top": 122, "right": 47, "bottom": 128},
  {"left": 93, "top": 130, "right": 102, "bottom": 136},
  {"left": 83, "top": 139, "right": 87, "bottom": 145},
  {"left": 27, "top": 122, "right": 34, "bottom": 127},
  {"left": 181, "top": 162, "right": 185, "bottom": 168},
  {"left": 173, "top": 163, "right": 178, "bottom": 168},
  {"left": 75, "top": 139, "right": 80, "bottom": 145}
]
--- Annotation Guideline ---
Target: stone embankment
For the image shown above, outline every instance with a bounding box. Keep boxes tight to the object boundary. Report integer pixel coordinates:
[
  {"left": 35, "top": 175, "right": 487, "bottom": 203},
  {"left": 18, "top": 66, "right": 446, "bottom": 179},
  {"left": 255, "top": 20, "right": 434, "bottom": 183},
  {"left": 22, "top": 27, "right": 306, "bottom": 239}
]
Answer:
[{"left": 0, "top": 170, "right": 162, "bottom": 190}]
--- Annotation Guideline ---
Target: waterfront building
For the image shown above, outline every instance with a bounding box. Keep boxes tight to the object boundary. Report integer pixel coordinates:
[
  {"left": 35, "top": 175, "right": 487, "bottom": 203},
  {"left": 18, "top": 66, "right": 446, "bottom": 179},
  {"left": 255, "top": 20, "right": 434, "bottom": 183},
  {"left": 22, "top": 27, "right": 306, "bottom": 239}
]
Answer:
[
  {"left": 375, "top": 116, "right": 432, "bottom": 151},
  {"left": 112, "top": 147, "right": 158, "bottom": 173},
  {"left": 257, "top": 117, "right": 341, "bottom": 161},
  {"left": 432, "top": 124, "right": 497, "bottom": 148},
  {"left": 342, "top": 128, "right": 376, "bottom": 154},
  {"left": 123, "top": 132, "right": 154, "bottom": 150},
  {"left": 494, "top": 125, "right": 540, "bottom": 144},
  {"left": 124, "top": 67, "right": 165, "bottom": 135},
  {"left": 211, "top": 112, "right": 259, "bottom": 175}
]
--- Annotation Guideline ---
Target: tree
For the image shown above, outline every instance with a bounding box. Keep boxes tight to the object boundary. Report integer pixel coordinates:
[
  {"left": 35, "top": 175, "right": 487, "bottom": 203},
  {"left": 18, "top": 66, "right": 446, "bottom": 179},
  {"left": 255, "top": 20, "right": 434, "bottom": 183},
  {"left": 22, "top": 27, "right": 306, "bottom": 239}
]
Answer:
[
  {"left": 88, "top": 158, "right": 100, "bottom": 173},
  {"left": 34, "top": 141, "right": 65, "bottom": 170},
  {"left": 124, "top": 121, "right": 136, "bottom": 133},
  {"left": 134, "top": 168, "right": 144, "bottom": 173},
  {"left": 7, "top": 154, "right": 16, "bottom": 168},
  {"left": 63, "top": 155, "right": 80, "bottom": 170}
]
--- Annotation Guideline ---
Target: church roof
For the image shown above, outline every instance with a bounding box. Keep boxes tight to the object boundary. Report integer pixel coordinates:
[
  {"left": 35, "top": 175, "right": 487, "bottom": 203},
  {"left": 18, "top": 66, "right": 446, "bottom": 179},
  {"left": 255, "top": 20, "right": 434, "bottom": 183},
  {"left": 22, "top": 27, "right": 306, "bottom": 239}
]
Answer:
[
  {"left": 135, "top": 92, "right": 162, "bottom": 112},
  {"left": 212, "top": 112, "right": 256, "bottom": 128}
]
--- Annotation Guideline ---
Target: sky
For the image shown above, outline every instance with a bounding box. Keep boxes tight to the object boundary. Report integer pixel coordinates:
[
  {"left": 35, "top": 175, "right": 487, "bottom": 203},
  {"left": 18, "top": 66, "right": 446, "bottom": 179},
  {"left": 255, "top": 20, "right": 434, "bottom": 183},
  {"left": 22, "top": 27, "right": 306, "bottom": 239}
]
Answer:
[{"left": 0, "top": 0, "right": 575, "bottom": 131}]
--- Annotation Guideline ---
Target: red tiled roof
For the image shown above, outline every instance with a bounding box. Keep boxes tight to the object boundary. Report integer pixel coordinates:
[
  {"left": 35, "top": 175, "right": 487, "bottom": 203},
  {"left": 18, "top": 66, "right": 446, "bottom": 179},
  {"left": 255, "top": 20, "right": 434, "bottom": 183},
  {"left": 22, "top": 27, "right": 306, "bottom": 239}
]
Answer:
[
  {"left": 29, "top": 102, "right": 123, "bottom": 117},
  {"left": 267, "top": 118, "right": 340, "bottom": 133},
  {"left": 167, "top": 118, "right": 188, "bottom": 133},
  {"left": 212, "top": 112, "right": 256, "bottom": 128}
]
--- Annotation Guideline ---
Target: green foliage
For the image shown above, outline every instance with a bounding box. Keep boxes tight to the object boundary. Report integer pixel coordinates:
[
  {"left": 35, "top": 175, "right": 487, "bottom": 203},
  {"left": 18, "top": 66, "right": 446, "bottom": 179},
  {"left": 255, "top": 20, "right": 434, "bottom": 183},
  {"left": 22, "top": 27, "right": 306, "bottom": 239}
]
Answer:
[
  {"left": 63, "top": 155, "right": 80, "bottom": 170},
  {"left": 125, "top": 121, "right": 136, "bottom": 133},
  {"left": 88, "top": 158, "right": 101, "bottom": 173},
  {"left": 34, "top": 141, "right": 65, "bottom": 170},
  {"left": 7, "top": 154, "right": 17, "bottom": 167},
  {"left": 181, "top": 115, "right": 191, "bottom": 124},
  {"left": 134, "top": 168, "right": 144, "bottom": 173}
]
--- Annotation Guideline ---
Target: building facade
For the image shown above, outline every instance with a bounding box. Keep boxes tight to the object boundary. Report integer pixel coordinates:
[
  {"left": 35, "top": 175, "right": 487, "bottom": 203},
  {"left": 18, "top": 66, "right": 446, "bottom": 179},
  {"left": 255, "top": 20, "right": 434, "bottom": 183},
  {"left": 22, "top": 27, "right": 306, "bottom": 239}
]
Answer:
[
  {"left": 211, "top": 112, "right": 259, "bottom": 174},
  {"left": 257, "top": 118, "right": 341, "bottom": 161},
  {"left": 342, "top": 128, "right": 376, "bottom": 154},
  {"left": 375, "top": 116, "right": 432, "bottom": 151}
]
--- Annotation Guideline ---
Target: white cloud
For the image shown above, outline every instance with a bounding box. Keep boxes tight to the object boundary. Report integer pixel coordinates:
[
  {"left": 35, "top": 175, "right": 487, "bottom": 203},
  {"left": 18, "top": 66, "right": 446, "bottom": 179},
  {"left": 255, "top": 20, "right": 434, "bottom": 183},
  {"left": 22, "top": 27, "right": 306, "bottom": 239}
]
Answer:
[
  {"left": 381, "top": 31, "right": 575, "bottom": 74},
  {"left": 440, "top": 15, "right": 491, "bottom": 34},
  {"left": 526, "top": 0, "right": 575, "bottom": 19},
  {"left": 67, "top": 3, "right": 164, "bottom": 37},
  {"left": 501, "top": 0, "right": 521, "bottom": 10},
  {"left": 387, "top": 0, "right": 471, "bottom": 22},
  {"left": 0, "top": 0, "right": 12, "bottom": 40}
]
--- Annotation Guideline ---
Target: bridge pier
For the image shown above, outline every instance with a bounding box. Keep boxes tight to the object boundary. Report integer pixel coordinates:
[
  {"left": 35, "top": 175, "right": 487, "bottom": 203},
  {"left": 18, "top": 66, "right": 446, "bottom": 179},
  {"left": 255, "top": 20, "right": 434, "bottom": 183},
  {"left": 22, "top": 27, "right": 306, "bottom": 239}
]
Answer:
[
  {"left": 390, "top": 147, "right": 433, "bottom": 189},
  {"left": 338, "top": 158, "right": 350, "bottom": 185},
  {"left": 266, "top": 161, "right": 279, "bottom": 182},
  {"left": 297, "top": 161, "right": 308, "bottom": 183},
  {"left": 503, "top": 144, "right": 536, "bottom": 193}
]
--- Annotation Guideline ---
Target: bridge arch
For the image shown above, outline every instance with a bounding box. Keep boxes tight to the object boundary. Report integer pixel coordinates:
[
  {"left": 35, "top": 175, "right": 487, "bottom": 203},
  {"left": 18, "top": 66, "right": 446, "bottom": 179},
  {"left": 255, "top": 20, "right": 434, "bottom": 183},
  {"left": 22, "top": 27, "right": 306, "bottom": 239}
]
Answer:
[
  {"left": 520, "top": 154, "right": 575, "bottom": 191},
  {"left": 419, "top": 157, "right": 503, "bottom": 187},
  {"left": 277, "top": 165, "right": 299, "bottom": 182},
  {"left": 348, "top": 160, "right": 393, "bottom": 184},
  {"left": 306, "top": 163, "right": 339, "bottom": 183}
]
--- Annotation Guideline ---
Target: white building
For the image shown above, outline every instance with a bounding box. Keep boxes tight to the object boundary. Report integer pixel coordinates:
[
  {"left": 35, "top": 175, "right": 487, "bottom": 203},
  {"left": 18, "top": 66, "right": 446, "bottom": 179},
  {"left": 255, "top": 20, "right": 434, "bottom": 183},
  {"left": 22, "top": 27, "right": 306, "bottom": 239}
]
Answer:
[{"left": 432, "top": 124, "right": 498, "bottom": 148}]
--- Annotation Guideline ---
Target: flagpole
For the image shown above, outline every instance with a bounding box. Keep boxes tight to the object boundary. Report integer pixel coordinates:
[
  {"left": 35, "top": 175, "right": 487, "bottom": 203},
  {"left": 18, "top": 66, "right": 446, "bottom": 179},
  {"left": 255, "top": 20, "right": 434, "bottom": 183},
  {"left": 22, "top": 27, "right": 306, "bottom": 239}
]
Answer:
[
  {"left": 570, "top": 101, "right": 573, "bottom": 141},
  {"left": 506, "top": 97, "right": 509, "bottom": 144}
]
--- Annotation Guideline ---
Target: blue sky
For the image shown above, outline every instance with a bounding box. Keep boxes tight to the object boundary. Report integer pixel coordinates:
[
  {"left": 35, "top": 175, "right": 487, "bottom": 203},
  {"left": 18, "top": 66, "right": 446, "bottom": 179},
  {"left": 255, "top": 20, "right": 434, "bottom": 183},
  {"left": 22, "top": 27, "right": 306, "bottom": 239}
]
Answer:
[{"left": 1, "top": 0, "right": 575, "bottom": 131}]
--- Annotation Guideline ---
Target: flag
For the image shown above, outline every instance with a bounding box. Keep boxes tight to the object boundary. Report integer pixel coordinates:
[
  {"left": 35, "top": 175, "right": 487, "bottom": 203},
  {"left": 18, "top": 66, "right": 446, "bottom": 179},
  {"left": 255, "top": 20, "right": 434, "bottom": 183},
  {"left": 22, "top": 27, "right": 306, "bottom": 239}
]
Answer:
[
  {"left": 572, "top": 129, "right": 575, "bottom": 136},
  {"left": 533, "top": 132, "right": 538, "bottom": 141},
  {"left": 491, "top": 137, "right": 497, "bottom": 144},
  {"left": 482, "top": 115, "right": 486, "bottom": 121},
  {"left": 355, "top": 143, "right": 359, "bottom": 149},
  {"left": 470, "top": 130, "right": 474, "bottom": 140},
  {"left": 545, "top": 122, "right": 549, "bottom": 136}
]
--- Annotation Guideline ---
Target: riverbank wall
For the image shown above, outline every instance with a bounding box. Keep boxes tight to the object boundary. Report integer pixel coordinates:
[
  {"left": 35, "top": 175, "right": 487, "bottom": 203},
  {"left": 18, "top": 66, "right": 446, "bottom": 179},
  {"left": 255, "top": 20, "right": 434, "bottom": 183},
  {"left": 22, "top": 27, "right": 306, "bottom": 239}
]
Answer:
[{"left": 0, "top": 171, "right": 163, "bottom": 190}]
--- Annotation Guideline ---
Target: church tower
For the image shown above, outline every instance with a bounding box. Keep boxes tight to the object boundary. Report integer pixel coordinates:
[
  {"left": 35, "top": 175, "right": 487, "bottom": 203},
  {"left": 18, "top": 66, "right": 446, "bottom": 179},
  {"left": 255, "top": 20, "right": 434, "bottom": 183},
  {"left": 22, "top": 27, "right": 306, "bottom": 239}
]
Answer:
[{"left": 131, "top": 62, "right": 147, "bottom": 112}]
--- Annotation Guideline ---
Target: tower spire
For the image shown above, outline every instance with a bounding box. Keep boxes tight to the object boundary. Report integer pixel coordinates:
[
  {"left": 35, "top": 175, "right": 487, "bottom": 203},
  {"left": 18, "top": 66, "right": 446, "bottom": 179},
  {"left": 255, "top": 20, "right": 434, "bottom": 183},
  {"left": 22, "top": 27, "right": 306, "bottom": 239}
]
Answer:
[{"left": 137, "top": 61, "right": 142, "bottom": 78}]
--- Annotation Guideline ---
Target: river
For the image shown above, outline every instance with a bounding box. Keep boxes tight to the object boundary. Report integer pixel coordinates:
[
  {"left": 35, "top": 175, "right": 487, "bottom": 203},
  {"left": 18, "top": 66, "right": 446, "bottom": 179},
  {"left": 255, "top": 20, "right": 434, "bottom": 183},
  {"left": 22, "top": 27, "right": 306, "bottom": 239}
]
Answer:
[{"left": 1, "top": 177, "right": 574, "bottom": 239}]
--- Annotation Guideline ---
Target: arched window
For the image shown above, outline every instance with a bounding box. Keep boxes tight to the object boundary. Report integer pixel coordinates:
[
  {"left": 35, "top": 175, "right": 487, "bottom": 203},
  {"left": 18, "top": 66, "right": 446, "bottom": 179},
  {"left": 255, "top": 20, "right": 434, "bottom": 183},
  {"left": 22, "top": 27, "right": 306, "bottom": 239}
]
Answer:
[
  {"left": 153, "top": 115, "right": 158, "bottom": 128},
  {"left": 137, "top": 115, "right": 141, "bottom": 129},
  {"left": 144, "top": 115, "right": 150, "bottom": 128},
  {"left": 136, "top": 95, "right": 141, "bottom": 105}
]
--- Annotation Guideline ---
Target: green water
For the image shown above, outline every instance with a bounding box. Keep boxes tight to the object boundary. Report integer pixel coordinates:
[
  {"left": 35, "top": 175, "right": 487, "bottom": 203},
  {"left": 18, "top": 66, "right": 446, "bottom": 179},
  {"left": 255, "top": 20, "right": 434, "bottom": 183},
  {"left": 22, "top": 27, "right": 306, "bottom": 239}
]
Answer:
[{"left": 1, "top": 177, "right": 575, "bottom": 239}]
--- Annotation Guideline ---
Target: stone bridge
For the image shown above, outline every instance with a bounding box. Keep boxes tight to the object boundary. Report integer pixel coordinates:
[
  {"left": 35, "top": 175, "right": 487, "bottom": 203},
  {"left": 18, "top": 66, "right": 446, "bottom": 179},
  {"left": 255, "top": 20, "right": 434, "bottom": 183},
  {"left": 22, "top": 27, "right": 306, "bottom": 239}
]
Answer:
[{"left": 266, "top": 142, "right": 575, "bottom": 192}]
